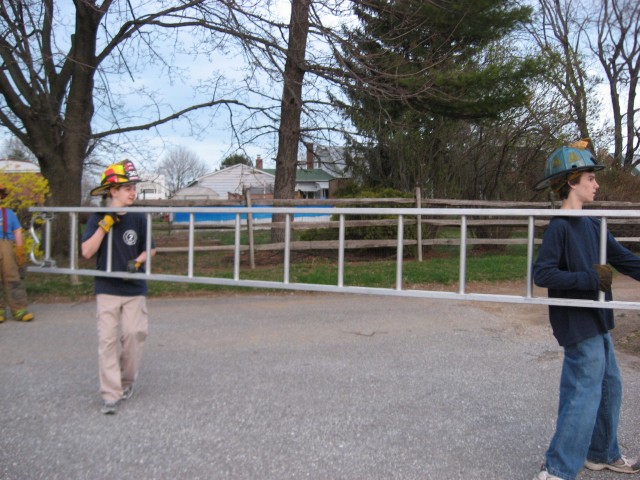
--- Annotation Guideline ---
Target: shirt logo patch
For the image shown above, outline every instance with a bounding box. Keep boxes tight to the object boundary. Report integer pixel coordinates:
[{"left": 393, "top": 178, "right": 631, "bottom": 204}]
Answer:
[{"left": 123, "top": 229, "right": 138, "bottom": 246}]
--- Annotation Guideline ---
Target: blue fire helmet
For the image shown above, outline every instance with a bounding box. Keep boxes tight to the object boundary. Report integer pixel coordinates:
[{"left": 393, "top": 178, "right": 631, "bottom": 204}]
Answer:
[{"left": 534, "top": 146, "right": 604, "bottom": 191}]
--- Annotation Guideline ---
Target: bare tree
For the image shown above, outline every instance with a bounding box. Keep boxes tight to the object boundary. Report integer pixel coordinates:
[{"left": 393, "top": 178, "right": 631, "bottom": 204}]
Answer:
[
  {"left": 530, "top": 0, "right": 639, "bottom": 164},
  {"left": 1, "top": 136, "right": 37, "bottom": 163},
  {"left": 0, "top": 1, "right": 254, "bottom": 253},
  {"left": 195, "top": 0, "right": 348, "bottom": 239},
  {"left": 526, "top": 0, "right": 601, "bottom": 146},
  {"left": 157, "top": 146, "right": 209, "bottom": 196},
  {"left": 591, "top": 0, "right": 640, "bottom": 166}
]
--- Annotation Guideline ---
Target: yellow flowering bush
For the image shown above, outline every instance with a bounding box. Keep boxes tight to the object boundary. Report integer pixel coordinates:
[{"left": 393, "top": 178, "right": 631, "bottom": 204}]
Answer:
[{"left": 0, "top": 172, "right": 50, "bottom": 259}]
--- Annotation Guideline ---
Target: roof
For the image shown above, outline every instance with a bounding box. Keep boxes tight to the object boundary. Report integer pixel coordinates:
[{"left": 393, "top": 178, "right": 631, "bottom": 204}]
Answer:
[
  {"left": 200, "top": 163, "right": 275, "bottom": 180},
  {"left": 172, "top": 185, "right": 220, "bottom": 199},
  {"left": 314, "top": 146, "right": 351, "bottom": 178},
  {"left": 0, "top": 159, "right": 41, "bottom": 173},
  {"left": 260, "top": 168, "right": 335, "bottom": 182},
  {"left": 186, "top": 163, "right": 275, "bottom": 198}
]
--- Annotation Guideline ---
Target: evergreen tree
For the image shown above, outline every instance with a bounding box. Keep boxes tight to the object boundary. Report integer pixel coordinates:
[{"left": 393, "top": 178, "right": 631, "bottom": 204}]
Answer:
[
  {"left": 220, "top": 153, "right": 254, "bottom": 169},
  {"left": 339, "top": 0, "right": 543, "bottom": 193}
]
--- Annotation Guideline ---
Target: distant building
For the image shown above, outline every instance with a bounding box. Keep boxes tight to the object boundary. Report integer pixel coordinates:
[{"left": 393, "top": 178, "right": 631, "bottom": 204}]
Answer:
[
  {"left": 306, "top": 144, "right": 352, "bottom": 179},
  {"left": 137, "top": 172, "right": 170, "bottom": 200},
  {"left": 0, "top": 159, "right": 41, "bottom": 173},
  {"left": 172, "top": 145, "right": 353, "bottom": 201},
  {"left": 259, "top": 167, "right": 334, "bottom": 199},
  {"left": 172, "top": 164, "right": 274, "bottom": 200}
]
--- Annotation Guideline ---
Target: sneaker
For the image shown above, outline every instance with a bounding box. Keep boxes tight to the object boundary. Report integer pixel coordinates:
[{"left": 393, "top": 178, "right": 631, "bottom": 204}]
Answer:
[
  {"left": 122, "top": 384, "right": 134, "bottom": 400},
  {"left": 14, "top": 309, "right": 34, "bottom": 322},
  {"left": 533, "top": 469, "right": 565, "bottom": 480},
  {"left": 101, "top": 401, "right": 118, "bottom": 415},
  {"left": 585, "top": 455, "right": 640, "bottom": 473}
]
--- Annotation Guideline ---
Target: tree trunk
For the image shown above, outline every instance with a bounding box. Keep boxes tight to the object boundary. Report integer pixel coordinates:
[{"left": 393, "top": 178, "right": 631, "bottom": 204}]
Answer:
[
  {"left": 29, "top": 4, "right": 101, "bottom": 259},
  {"left": 38, "top": 153, "right": 84, "bottom": 261},
  {"left": 271, "top": 0, "right": 310, "bottom": 242}
]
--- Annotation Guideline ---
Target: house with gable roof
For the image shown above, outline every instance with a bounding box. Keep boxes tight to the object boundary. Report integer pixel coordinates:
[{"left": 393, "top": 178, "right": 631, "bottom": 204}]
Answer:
[
  {"left": 0, "top": 158, "right": 41, "bottom": 173},
  {"left": 171, "top": 144, "right": 352, "bottom": 202},
  {"left": 172, "top": 163, "right": 275, "bottom": 200}
]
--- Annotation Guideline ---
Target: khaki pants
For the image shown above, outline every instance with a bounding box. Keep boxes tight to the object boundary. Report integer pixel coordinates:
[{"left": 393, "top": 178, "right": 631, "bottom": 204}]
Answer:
[
  {"left": 0, "top": 239, "right": 28, "bottom": 315},
  {"left": 96, "top": 294, "right": 148, "bottom": 403}
]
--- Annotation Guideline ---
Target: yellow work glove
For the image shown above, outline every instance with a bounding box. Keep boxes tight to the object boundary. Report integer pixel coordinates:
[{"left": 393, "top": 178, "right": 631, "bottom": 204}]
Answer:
[
  {"left": 98, "top": 213, "right": 119, "bottom": 233},
  {"left": 127, "top": 260, "right": 141, "bottom": 273},
  {"left": 15, "top": 245, "right": 26, "bottom": 267},
  {"left": 593, "top": 264, "right": 613, "bottom": 292}
]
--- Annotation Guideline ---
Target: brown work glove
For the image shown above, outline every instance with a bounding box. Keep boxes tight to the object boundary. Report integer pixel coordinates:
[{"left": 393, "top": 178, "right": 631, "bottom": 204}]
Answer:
[
  {"left": 593, "top": 264, "right": 613, "bottom": 292},
  {"left": 15, "top": 244, "right": 26, "bottom": 267},
  {"left": 127, "top": 259, "right": 141, "bottom": 273}
]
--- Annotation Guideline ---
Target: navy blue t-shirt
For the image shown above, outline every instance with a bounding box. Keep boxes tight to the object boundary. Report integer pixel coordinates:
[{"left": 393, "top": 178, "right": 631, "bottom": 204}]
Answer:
[
  {"left": 82, "top": 212, "right": 155, "bottom": 296},
  {"left": 534, "top": 216, "right": 640, "bottom": 346}
]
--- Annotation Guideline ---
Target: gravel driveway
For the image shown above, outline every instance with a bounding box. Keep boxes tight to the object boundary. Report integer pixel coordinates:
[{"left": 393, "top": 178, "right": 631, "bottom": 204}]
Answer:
[{"left": 1, "top": 289, "right": 639, "bottom": 480}]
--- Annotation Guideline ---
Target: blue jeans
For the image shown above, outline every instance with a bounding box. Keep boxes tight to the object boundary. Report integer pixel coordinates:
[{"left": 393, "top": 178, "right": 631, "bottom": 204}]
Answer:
[{"left": 544, "top": 332, "right": 622, "bottom": 480}]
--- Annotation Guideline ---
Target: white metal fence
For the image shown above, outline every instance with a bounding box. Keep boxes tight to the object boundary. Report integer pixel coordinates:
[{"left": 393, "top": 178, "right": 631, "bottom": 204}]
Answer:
[{"left": 27, "top": 206, "right": 640, "bottom": 310}]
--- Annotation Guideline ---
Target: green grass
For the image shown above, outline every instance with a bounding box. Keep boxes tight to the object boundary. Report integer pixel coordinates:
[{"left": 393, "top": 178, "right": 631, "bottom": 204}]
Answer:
[
  {"left": 27, "top": 224, "right": 532, "bottom": 300},
  {"left": 25, "top": 251, "right": 530, "bottom": 301}
]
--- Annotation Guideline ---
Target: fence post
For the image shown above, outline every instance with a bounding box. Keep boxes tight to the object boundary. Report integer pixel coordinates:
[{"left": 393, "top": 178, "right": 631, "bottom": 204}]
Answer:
[
  {"left": 69, "top": 212, "right": 80, "bottom": 285},
  {"left": 415, "top": 187, "right": 423, "bottom": 262},
  {"left": 396, "top": 215, "right": 404, "bottom": 290},
  {"left": 526, "top": 216, "right": 535, "bottom": 298},
  {"left": 459, "top": 215, "right": 467, "bottom": 294},
  {"left": 245, "top": 189, "right": 256, "bottom": 270}
]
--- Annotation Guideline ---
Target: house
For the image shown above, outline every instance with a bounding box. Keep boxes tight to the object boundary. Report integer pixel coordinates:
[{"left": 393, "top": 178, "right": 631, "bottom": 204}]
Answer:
[
  {"left": 172, "top": 163, "right": 275, "bottom": 200},
  {"left": 259, "top": 166, "right": 334, "bottom": 199},
  {"left": 172, "top": 185, "right": 220, "bottom": 201},
  {"left": 0, "top": 158, "right": 41, "bottom": 173},
  {"left": 137, "top": 172, "right": 170, "bottom": 200},
  {"left": 170, "top": 158, "right": 338, "bottom": 224},
  {"left": 172, "top": 144, "right": 352, "bottom": 202},
  {"left": 308, "top": 144, "right": 352, "bottom": 179}
]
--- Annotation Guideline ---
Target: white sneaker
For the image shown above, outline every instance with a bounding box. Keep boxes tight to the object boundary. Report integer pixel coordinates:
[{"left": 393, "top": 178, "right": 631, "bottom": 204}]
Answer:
[
  {"left": 585, "top": 455, "right": 640, "bottom": 473},
  {"left": 533, "top": 469, "right": 565, "bottom": 480}
]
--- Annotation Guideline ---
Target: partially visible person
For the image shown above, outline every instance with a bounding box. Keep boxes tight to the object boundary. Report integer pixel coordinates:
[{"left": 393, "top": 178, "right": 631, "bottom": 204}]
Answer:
[
  {"left": 532, "top": 142, "right": 640, "bottom": 480},
  {"left": 0, "top": 184, "right": 33, "bottom": 323},
  {"left": 81, "top": 160, "right": 155, "bottom": 415}
]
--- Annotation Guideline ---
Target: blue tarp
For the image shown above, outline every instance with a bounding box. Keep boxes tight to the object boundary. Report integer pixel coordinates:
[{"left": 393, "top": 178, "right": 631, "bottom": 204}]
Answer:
[{"left": 173, "top": 205, "right": 332, "bottom": 223}]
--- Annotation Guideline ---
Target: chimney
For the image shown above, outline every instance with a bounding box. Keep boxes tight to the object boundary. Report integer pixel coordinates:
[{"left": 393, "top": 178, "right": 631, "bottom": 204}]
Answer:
[
  {"left": 306, "top": 143, "right": 314, "bottom": 170},
  {"left": 256, "top": 155, "right": 263, "bottom": 170}
]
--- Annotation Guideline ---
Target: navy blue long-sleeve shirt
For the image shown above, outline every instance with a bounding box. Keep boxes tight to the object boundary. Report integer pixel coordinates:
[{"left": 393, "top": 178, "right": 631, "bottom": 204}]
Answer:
[{"left": 533, "top": 216, "right": 640, "bottom": 346}]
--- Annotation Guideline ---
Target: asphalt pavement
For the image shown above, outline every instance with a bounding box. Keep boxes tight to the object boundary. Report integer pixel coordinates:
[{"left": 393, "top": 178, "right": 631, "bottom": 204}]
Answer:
[{"left": 1, "top": 292, "right": 639, "bottom": 480}]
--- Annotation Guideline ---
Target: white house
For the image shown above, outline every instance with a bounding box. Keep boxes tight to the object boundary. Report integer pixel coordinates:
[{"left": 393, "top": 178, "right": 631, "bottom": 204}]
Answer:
[
  {"left": 172, "top": 185, "right": 220, "bottom": 201},
  {"left": 137, "top": 172, "right": 170, "bottom": 200},
  {"left": 0, "top": 159, "right": 41, "bottom": 173},
  {"left": 173, "top": 163, "right": 275, "bottom": 199}
]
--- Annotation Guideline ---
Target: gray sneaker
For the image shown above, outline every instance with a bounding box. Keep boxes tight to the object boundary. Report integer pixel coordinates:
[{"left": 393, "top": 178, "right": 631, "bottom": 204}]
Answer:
[
  {"left": 101, "top": 401, "right": 118, "bottom": 415},
  {"left": 122, "top": 385, "right": 134, "bottom": 401},
  {"left": 585, "top": 456, "right": 640, "bottom": 473}
]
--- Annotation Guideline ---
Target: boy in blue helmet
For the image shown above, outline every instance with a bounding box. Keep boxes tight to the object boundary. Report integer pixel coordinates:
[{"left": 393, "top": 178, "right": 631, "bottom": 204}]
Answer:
[{"left": 532, "top": 141, "right": 640, "bottom": 480}]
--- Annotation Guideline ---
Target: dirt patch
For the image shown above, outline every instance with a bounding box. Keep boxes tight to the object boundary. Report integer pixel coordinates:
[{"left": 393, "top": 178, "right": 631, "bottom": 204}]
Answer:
[
  {"left": 466, "top": 276, "right": 640, "bottom": 358},
  {"left": 608, "top": 275, "right": 640, "bottom": 357}
]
